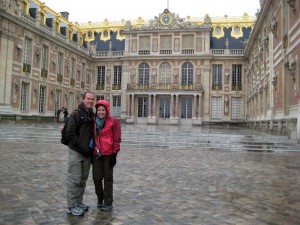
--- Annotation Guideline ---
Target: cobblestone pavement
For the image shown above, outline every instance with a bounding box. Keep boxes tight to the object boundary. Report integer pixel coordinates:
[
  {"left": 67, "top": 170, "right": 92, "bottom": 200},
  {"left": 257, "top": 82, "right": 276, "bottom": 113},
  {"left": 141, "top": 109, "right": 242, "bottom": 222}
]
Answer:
[{"left": 0, "top": 141, "right": 300, "bottom": 225}]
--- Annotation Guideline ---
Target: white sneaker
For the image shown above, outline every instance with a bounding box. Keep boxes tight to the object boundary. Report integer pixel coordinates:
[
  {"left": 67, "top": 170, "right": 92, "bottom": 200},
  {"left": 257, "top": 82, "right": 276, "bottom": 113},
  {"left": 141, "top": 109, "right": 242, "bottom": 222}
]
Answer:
[{"left": 66, "top": 207, "right": 85, "bottom": 216}]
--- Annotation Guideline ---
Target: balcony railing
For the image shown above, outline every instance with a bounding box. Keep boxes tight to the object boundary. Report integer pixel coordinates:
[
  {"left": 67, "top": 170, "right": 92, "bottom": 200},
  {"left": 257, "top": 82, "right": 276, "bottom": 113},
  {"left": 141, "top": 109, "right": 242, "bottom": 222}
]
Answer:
[
  {"left": 70, "top": 78, "right": 75, "bottom": 86},
  {"left": 127, "top": 83, "right": 202, "bottom": 91},
  {"left": 41, "top": 69, "right": 48, "bottom": 78},
  {"left": 138, "top": 50, "right": 150, "bottom": 55},
  {"left": 211, "top": 49, "right": 244, "bottom": 55},
  {"left": 181, "top": 49, "right": 194, "bottom": 54},
  {"left": 232, "top": 84, "right": 243, "bottom": 91},
  {"left": 212, "top": 84, "right": 222, "bottom": 90},
  {"left": 57, "top": 74, "right": 63, "bottom": 82},
  {"left": 96, "top": 84, "right": 104, "bottom": 90},
  {"left": 112, "top": 84, "right": 121, "bottom": 90},
  {"left": 23, "top": 63, "right": 31, "bottom": 73}
]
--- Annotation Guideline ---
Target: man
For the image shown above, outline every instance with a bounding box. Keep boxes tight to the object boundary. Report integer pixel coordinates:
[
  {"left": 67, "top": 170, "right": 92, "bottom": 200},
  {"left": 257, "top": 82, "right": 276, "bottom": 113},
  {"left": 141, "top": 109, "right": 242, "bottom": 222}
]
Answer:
[{"left": 66, "top": 91, "right": 95, "bottom": 216}]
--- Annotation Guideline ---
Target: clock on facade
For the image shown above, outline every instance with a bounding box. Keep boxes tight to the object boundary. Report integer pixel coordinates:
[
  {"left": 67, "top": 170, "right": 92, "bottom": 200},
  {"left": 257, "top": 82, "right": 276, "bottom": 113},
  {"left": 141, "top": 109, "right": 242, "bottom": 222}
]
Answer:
[{"left": 160, "top": 13, "right": 172, "bottom": 26}]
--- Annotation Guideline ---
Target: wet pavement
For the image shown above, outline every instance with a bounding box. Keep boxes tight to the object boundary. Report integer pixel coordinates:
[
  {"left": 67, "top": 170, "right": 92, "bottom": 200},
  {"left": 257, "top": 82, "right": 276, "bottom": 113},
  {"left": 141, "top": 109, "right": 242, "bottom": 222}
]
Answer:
[{"left": 0, "top": 126, "right": 300, "bottom": 224}]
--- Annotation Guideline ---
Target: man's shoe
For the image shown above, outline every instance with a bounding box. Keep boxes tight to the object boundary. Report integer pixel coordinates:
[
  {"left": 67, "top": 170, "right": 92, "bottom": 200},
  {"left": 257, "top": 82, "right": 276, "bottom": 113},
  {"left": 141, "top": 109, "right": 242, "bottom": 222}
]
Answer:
[
  {"left": 101, "top": 204, "right": 113, "bottom": 211},
  {"left": 77, "top": 203, "right": 89, "bottom": 211},
  {"left": 66, "top": 207, "right": 85, "bottom": 216},
  {"left": 97, "top": 201, "right": 104, "bottom": 208}
]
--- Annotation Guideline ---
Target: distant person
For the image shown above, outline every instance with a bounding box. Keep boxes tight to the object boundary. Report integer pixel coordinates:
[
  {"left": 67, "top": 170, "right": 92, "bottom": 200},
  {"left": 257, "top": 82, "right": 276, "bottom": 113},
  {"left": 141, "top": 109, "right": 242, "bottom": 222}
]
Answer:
[
  {"left": 65, "top": 91, "right": 95, "bottom": 216},
  {"left": 56, "top": 108, "right": 63, "bottom": 123},
  {"left": 62, "top": 107, "right": 69, "bottom": 123},
  {"left": 92, "top": 100, "right": 121, "bottom": 211}
]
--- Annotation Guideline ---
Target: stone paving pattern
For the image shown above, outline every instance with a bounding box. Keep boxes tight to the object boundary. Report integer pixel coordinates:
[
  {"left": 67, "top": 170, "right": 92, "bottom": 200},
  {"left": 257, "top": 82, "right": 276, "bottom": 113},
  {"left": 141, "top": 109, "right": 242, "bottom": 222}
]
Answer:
[{"left": 0, "top": 126, "right": 300, "bottom": 224}]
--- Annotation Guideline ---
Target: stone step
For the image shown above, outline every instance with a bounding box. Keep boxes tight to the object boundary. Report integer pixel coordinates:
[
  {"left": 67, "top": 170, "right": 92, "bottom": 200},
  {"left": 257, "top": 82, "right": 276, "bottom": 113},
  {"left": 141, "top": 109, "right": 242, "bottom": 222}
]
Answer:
[{"left": 0, "top": 123, "right": 299, "bottom": 152}]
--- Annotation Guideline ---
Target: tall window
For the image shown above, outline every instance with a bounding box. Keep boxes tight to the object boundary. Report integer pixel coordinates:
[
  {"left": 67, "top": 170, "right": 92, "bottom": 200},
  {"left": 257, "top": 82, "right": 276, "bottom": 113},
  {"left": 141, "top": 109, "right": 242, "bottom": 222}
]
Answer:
[
  {"left": 212, "top": 64, "right": 222, "bottom": 90},
  {"left": 68, "top": 92, "right": 74, "bottom": 111},
  {"left": 181, "top": 62, "right": 193, "bottom": 85},
  {"left": 139, "top": 36, "right": 150, "bottom": 54},
  {"left": 138, "top": 63, "right": 150, "bottom": 85},
  {"left": 181, "top": 96, "right": 193, "bottom": 118},
  {"left": 182, "top": 34, "right": 194, "bottom": 54},
  {"left": 57, "top": 52, "right": 63, "bottom": 75},
  {"left": 81, "top": 62, "right": 85, "bottom": 82},
  {"left": 23, "top": 37, "right": 32, "bottom": 65},
  {"left": 159, "top": 62, "right": 171, "bottom": 84},
  {"left": 55, "top": 89, "right": 62, "bottom": 113},
  {"left": 38, "top": 85, "right": 46, "bottom": 113},
  {"left": 211, "top": 96, "right": 222, "bottom": 119},
  {"left": 96, "top": 95, "right": 105, "bottom": 101},
  {"left": 113, "top": 65, "right": 122, "bottom": 90},
  {"left": 20, "top": 82, "right": 29, "bottom": 111},
  {"left": 41, "top": 45, "right": 48, "bottom": 71},
  {"left": 231, "top": 97, "right": 242, "bottom": 120},
  {"left": 97, "top": 66, "right": 105, "bottom": 89},
  {"left": 232, "top": 64, "right": 242, "bottom": 91},
  {"left": 159, "top": 96, "right": 170, "bottom": 118},
  {"left": 71, "top": 58, "right": 76, "bottom": 79},
  {"left": 112, "top": 96, "right": 121, "bottom": 117},
  {"left": 160, "top": 35, "right": 172, "bottom": 54},
  {"left": 138, "top": 96, "right": 148, "bottom": 117}
]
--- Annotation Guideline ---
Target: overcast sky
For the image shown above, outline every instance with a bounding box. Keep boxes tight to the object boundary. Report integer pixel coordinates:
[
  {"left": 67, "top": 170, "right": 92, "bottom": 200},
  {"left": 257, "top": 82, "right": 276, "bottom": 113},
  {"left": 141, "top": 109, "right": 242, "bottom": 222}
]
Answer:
[{"left": 43, "top": 0, "right": 261, "bottom": 24}]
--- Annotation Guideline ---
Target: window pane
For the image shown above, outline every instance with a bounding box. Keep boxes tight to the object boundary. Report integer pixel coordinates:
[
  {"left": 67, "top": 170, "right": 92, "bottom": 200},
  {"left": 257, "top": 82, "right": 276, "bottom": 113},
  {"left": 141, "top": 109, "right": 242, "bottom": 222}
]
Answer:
[
  {"left": 159, "top": 62, "right": 171, "bottom": 84},
  {"left": 160, "top": 35, "right": 172, "bottom": 49},
  {"left": 181, "top": 96, "right": 193, "bottom": 118},
  {"left": 138, "top": 97, "right": 148, "bottom": 117},
  {"left": 182, "top": 35, "right": 194, "bottom": 49},
  {"left": 138, "top": 63, "right": 150, "bottom": 85},
  {"left": 181, "top": 62, "right": 193, "bottom": 85},
  {"left": 231, "top": 97, "right": 242, "bottom": 120},
  {"left": 159, "top": 96, "right": 170, "bottom": 118},
  {"left": 211, "top": 97, "right": 222, "bottom": 119},
  {"left": 139, "top": 36, "right": 150, "bottom": 50}
]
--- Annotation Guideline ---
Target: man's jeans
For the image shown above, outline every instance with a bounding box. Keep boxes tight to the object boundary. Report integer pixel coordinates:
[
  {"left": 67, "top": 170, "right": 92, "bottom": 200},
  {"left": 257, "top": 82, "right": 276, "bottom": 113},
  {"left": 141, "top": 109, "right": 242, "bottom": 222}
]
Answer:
[{"left": 67, "top": 148, "right": 91, "bottom": 208}]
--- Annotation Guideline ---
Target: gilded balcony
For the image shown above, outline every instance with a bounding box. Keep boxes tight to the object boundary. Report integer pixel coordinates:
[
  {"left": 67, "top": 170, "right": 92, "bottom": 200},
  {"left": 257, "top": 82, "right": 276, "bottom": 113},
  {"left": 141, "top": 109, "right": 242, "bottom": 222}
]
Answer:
[
  {"left": 212, "top": 84, "right": 222, "bottom": 91},
  {"left": 112, "top": 84, "right": 121, "bottom": 90},
  {"left": 57, "top": 74, "right": 63, "bottom": 82},
  {"left": 232, "top": 84, "right": 243, "bottom": 91},
  {"left": 41, "top": 69, "right": 48, "bottom": 78},
  {"left": 23, "top": 63, "right": 31, "bottom": 73},
  {"left": 96, "top": 84, "right": 104, "bottom": 90},
  {"left": 70, "top": 78, "right": 75, "bottom": 86},
  {"left": 127, "top": 83, "right": 202, "bottom": 92}
]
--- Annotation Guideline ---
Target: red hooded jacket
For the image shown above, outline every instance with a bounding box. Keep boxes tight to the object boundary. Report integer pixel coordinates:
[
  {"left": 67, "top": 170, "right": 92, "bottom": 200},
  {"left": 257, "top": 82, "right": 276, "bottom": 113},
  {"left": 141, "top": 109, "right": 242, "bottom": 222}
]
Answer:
[{"left": 93, "top": 100, "right": 121, "bottom": 156}]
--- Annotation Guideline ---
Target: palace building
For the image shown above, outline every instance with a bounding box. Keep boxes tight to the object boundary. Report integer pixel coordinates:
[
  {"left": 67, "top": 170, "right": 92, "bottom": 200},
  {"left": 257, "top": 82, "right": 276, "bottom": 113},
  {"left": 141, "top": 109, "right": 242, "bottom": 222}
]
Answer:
[{"left": 0, "top": 0, "right": 299, "bottom": 140}]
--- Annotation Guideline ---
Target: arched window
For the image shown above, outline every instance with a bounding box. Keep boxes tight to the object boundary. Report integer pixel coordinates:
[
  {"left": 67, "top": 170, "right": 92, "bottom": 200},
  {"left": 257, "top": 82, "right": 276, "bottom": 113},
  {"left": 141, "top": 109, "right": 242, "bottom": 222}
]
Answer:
[
  {"left": 159, "top": 62, "right": 171, "bottom": 84},
  {"left": 181, "top": 62, "right": 193, "bottom": 85},
  {"left": 138, "top": 62, "right": 150, "bottom": 85}
]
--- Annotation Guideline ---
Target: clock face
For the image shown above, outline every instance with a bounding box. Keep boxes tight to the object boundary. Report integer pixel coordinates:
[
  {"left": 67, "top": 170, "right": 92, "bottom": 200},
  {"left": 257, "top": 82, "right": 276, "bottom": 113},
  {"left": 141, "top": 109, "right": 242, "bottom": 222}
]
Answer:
[{"left": 161, "top": 13, "right": 172, "bottom": 25}]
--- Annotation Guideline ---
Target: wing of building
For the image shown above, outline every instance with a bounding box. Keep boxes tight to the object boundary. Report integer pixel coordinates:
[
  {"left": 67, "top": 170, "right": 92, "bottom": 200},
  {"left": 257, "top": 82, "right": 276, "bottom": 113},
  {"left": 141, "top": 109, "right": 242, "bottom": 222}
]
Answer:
[{"left": 0, "top": 0, "right": 299, "bottom": 140}]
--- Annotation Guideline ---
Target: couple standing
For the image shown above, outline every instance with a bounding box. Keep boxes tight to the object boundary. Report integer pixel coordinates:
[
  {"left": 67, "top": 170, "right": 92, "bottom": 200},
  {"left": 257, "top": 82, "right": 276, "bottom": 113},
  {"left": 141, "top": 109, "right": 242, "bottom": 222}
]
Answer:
[{"left": 65, "top": 91, "right": 121, "bottom": 216}]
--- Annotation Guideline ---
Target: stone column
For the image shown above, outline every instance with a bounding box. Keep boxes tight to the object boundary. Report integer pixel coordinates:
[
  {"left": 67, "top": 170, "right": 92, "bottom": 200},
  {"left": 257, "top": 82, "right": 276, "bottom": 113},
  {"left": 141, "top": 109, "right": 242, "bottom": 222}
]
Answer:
[
  {"left": 127, "top": 94, "right": 131, "bottom": 118},
  {"left": 193, "top": 94, "right": 197, "bottom": 119},
  {"left": 0, "top": 33, "right": 13, "bottom": 114},
  {"left": 175, "top": 95, "right": 179, "bottom": 119},
  {"left": 198, "top": 93, "right": 202, "bottom": 118},
  {"left": 170, "top": 94, "right": 174, "bottom": 119},
  {"left": 131, "top": 94, "right": 134, "bottom": 119},
  {"left": 148, "top": 94, "right": 152, "bottom": 118},
  {"left": 152, "top": 94, "right": 156, "bottom": 119}
]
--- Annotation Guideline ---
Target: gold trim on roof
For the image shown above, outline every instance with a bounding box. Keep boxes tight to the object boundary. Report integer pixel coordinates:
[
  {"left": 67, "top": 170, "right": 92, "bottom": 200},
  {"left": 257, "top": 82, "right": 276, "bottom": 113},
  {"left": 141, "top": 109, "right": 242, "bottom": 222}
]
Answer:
[{"left": 30, "top": 0, "right": 256, "bottom": 41}]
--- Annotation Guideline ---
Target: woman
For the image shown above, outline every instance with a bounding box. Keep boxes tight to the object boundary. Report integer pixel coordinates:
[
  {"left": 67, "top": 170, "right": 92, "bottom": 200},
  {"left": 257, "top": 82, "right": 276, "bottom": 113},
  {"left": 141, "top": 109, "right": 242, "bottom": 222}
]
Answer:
[{"left": 92, "top": 100, "right": 121, "bottom": 211}]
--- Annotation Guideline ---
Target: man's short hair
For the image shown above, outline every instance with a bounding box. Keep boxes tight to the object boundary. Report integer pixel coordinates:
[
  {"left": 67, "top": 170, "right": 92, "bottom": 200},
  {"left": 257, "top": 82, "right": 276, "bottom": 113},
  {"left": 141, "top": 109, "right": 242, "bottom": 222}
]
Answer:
[{"left": 82, "top": 91, "right": 94, "bottom": 100}]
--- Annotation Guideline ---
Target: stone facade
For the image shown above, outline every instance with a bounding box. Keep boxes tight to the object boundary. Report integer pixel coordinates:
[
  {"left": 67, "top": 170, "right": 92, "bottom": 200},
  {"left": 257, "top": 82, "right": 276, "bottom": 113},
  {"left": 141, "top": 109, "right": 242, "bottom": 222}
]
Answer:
[{"left": 0, "top": 0, "right": 299, "bottom": 140}]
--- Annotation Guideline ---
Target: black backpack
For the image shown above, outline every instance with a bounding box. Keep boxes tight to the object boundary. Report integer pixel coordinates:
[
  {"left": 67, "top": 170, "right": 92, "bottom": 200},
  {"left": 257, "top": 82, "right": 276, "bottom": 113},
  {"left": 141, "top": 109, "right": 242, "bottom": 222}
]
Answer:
[{"left": 61, "top": 109, "right": 85, "bottom": 146}]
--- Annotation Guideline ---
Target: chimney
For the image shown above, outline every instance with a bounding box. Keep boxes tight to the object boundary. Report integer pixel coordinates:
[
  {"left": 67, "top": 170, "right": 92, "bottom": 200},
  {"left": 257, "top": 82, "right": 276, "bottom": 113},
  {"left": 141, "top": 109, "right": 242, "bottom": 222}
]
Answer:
[{"left": 60, "top": 11, "right": 69, "bottom": 20}]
